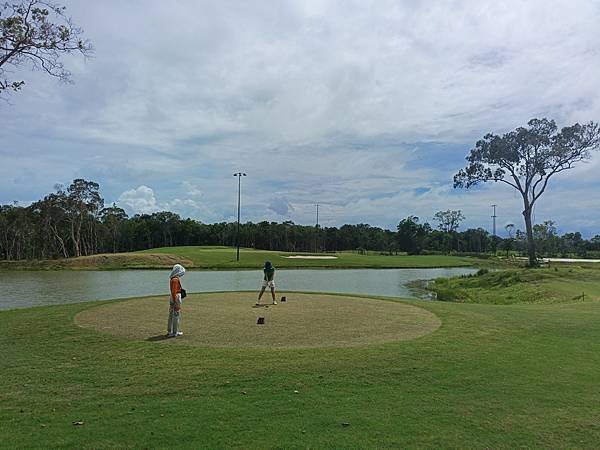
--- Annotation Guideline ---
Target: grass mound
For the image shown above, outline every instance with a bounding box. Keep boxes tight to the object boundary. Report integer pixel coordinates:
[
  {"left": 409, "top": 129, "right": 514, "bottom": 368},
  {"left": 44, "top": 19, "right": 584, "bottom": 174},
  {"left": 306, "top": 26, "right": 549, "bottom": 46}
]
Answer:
[
  {"left": 431, "top": 266, "right": 600, "bottom": 304},
  {"left": 138, "top": 246, "right": 479, "bottom": 269},
  {"left": 75, "top": 292, "right": 440, "bottom": 348},
  {"left": 0, "top": 252, "right": 194, "bottom": 270}
]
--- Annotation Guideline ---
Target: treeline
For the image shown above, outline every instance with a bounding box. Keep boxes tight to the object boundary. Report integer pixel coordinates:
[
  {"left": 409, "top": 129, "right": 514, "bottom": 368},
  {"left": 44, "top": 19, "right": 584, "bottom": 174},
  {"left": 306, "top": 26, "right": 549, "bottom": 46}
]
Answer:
[
  {"left": 395, "top": 216, "right": 600, "bottom": 258},
  {"left": 1, "top": 179, "right": 599, "bottom": 260}
]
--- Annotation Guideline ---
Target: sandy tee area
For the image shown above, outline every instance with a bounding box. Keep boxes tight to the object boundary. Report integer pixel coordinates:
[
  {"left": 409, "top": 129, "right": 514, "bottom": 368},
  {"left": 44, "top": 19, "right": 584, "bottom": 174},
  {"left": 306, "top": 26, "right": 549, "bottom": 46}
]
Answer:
[{"left": 76, "top": 292, "right": 440, "bottom": 349}]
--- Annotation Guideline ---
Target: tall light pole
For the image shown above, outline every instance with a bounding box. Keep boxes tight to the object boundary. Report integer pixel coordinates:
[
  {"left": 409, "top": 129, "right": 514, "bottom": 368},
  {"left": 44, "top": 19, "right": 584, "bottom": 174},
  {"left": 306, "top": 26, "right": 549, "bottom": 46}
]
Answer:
[
  {"left": 491, "top": 204, "right": 497, "bottom": 236},
  {"left": 314, "top": 204, "right": 320, "bottom": 253},
  {"left": 234, "top": 172, "right": 246, "bottom": 261}
]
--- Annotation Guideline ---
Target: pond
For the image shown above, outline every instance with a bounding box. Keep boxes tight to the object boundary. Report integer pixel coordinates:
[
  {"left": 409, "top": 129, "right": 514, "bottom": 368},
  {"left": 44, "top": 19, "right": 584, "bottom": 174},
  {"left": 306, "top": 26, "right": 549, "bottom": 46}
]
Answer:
[{"left": 0, "top": 267, "right": 477, "bottom": 310}]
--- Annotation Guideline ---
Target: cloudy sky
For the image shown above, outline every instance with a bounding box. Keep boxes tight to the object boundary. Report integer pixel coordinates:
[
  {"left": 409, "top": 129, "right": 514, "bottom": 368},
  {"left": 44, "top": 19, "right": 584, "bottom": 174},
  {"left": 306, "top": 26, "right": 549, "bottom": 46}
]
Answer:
[{"left": 1, "top": 0, "right": 599, "bottom": 236}]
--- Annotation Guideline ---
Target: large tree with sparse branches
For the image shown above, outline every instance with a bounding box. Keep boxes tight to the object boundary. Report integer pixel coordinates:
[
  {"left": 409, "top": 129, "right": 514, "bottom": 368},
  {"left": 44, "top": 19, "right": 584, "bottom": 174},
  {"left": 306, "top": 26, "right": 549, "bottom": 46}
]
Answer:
[
  {"left": 433, "top": 209, "right": 465, "bottom": 233},
  {"left": 454, "top": 118, "right": 600, "bottom": 266},
  {"left": 0, "top": 0, "right": 92, "bottom": 95}
]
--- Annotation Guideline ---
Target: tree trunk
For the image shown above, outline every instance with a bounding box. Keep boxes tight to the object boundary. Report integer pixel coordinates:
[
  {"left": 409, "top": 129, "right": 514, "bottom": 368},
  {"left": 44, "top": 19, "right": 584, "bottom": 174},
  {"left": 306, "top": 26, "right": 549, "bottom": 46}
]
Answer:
[
  {"left": 52, "top": 225, "right": 69, "bottom": 258},
  {"left": 522, "top": 204, "right": 537, "bottom": 267}
]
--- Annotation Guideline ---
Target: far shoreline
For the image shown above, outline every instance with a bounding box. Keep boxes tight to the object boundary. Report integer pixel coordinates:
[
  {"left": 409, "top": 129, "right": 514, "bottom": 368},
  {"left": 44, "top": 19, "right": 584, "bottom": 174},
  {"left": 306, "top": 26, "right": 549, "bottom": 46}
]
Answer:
[{"left": 0, "top": 246, "right": 487, "bottom": 271}]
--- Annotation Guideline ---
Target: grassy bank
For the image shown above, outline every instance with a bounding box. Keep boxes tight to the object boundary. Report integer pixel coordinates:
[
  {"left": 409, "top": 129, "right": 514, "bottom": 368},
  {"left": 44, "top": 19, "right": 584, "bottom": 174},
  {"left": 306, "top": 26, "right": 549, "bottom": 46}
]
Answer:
[
  {"left": 2, "top": 293, "right": 600, "bottom": 448},
  {"left": 138, "top": 246, "right": 482, "bottom": 269},
  {"left": 431, "top": 265, "right": 600, "bottom": 304},
  {"left": 0, "top": 246, "right": 485, "bottom": 270},
  {"left": 0, "top": 252, "right": 195, "bottom": 271}
]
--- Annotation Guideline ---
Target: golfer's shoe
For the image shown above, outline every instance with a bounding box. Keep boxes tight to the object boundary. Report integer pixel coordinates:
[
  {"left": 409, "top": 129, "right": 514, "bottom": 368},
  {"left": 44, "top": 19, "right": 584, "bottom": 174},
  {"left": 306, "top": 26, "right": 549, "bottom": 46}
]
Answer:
[
  {"left": 176, "top": 331, "right": 184, "bottom": 336},
  {"left": 166, "top": 333, "right": 175, "bottom": 338},
  {"left": 255, "top": 302, "right": 261, "bottom": 306},
  {"left": 272, "top": 301, "right": 277, "bottom": 305}
]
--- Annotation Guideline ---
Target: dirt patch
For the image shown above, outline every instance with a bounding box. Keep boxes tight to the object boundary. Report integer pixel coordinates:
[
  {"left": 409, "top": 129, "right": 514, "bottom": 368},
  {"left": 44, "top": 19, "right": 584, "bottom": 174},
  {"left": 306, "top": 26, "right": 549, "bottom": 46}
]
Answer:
[
  {"left": 75, "top": 292, "right": 441, "bottom": 348},
  {"left": 42, "top": 253, "right": 194, "bottom": 270}
]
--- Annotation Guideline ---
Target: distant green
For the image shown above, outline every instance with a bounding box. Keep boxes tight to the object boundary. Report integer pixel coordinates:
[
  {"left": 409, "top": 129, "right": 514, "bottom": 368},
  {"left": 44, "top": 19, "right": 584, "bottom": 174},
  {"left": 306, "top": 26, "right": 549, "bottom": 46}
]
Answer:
[
  {"left": 138, "top": 246, "right": 479, "bottom": 269},
  {"left": 0, "top": 246, "right": 486, "bottom": 271},
  {"left": 2, "top": 290, "right": 600, "bottom": 448}
]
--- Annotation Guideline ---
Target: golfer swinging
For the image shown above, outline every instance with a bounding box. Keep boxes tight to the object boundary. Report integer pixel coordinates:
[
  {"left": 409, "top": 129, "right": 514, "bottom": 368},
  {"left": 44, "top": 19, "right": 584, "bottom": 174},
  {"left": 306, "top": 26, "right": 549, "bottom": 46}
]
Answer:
[{"left": 257, "top": 260, "right": 277, "bottom": 305}]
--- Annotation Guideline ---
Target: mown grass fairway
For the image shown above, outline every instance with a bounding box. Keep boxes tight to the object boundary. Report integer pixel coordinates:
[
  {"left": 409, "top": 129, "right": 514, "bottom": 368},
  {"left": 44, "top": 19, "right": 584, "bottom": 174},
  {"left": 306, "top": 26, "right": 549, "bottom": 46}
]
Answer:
[
  {"left": 2, "top": 292, "right": 600, "bottom": 448},
  {"left": 138, "top": 246, "right": 479, "bottom": 269},
  {"left": 76, "top": 293, "right": 441, "bottom": 348},
  {"left": 0, "top": 246, "right": 483, "bottom": 271}
]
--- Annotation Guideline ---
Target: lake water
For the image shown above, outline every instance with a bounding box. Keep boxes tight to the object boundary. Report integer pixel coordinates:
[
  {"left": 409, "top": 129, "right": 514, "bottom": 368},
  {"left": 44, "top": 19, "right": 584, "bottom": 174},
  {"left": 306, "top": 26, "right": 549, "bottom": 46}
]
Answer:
[{"left": 0, "top": 268, "right": 477, "bottom": 310}]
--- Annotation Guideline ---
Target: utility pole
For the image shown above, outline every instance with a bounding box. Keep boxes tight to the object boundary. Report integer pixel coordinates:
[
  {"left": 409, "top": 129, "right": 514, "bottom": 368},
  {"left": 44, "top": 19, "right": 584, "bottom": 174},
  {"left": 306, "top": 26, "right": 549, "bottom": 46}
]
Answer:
[
  {"left": 491, "top": 204, "right": 497, "bottom": 236},
  {"left": 315, "top": 204, "right": 320, "bottom": 253},
  {"left": 234, "top": 172, "right": 246, "bottom": 261}
]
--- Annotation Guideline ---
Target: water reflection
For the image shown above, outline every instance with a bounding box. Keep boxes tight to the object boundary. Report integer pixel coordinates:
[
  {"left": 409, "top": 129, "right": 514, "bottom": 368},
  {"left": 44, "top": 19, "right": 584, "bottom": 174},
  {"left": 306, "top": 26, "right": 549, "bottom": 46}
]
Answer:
[{"left": 0, "top": 267, "right": 476, "bottom": 310}]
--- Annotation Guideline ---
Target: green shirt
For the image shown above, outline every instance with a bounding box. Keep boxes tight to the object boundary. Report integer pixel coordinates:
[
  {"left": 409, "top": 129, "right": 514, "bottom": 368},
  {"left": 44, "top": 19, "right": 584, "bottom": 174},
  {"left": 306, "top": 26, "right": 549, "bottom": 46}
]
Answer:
[{"left": 263, "top": 267, "right": 275, "bottom": 281}]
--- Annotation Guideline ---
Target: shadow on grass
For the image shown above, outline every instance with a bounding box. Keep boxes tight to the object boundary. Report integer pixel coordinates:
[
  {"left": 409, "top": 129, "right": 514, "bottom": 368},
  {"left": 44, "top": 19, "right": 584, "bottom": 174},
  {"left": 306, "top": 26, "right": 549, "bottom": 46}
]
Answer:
[{"left": 146, "top": 334, "right": 173, "bottom": 342}]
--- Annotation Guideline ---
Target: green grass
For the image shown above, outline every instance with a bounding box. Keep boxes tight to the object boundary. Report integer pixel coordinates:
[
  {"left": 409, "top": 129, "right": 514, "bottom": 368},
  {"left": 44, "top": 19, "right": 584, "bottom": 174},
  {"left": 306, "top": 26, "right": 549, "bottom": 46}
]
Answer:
[
  {"left": 137, "top": 246, "right": 481, "bottom": 269},
  {"left": 0, "top": 246, "right": 507, "bottom": 271},
  {"left": 431, "top": 265, "right": 600, "bottom": 304},
  {"left": 2, "top": 292, "right": 600, "bottom": 448}
]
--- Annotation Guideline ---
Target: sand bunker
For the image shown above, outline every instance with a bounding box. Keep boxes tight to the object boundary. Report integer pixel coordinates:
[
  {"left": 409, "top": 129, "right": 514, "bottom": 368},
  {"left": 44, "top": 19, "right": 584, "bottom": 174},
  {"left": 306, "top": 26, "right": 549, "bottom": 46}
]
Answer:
[
  {"left": 284, "top": 255, "right": 338, "bottom": 259},
  {"left": 543, "top": 258, "right": 600, "bottom": 263},
  {"left": 76, "top": 292, "right": 440, "bottom": 349}
]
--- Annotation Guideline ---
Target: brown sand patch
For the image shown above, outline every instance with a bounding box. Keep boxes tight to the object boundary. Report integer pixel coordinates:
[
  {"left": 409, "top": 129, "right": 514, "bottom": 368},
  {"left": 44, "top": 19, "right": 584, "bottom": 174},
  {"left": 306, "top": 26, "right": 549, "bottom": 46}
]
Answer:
[
  {"left": 75, "top": 292, "right": 441, "bottom": 348},
  {"left": 62, "top": 253, "right": 194, "bottom": 269}
]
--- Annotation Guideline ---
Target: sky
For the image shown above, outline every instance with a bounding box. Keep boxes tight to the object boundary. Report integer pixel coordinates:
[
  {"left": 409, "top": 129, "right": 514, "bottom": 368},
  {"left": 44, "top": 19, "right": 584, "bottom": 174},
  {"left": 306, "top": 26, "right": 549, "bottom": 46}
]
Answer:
[{"left": 1, "top": 0, "right": 600, "bottom": 237}]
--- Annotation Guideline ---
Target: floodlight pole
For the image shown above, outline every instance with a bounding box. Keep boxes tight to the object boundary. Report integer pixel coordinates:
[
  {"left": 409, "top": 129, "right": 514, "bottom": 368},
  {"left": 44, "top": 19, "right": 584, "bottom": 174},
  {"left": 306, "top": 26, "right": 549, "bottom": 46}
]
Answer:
[
  {"left": 491, "top": 204, "right": 497, "bottom": 236},
  {"left": 234, "top": 172, "right": 246, "bottom": 261},
  {"left": 315, "top": 203, "right": 320, "bottom": 253}
]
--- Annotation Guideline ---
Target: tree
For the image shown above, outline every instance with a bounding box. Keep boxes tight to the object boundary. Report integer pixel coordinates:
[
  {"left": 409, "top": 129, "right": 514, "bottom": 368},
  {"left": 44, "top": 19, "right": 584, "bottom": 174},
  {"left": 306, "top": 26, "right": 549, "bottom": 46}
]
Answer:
[
  {"left": 533, "top": 220, "right": 558, "bottom": 256},
  {"left": 454, "top": 118, "right": 600, "bottom": 266},
  {"left": 433, "top": 210, "right": 465, "bottom": 233},
  {"left": 396, "top": 216, "right": 429, "bottom": 254},
  {"left": 63, "top": 179, "right": 104, "bottom": 257},
  {"left": 503, "top": 223, "right": 516, "bottom": 257},
  {"left": 0, "top": 0, "right": 92, "bottom": 95},
  {"left": 100, "top": 204, "right": 128, "bottom": 253},
  {"left": 504, "top": 223, "right": 515, "bottom": 239}
]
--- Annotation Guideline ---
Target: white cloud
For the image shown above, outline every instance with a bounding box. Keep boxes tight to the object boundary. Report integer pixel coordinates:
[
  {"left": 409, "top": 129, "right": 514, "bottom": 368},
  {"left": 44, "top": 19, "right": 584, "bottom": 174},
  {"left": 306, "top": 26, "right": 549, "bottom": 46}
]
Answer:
[
  {"left": 1, "top": 0, "right": 600, "bottom": 235},
  {"left": 117, "top": 185, "right": 159, "bottom": 215}
]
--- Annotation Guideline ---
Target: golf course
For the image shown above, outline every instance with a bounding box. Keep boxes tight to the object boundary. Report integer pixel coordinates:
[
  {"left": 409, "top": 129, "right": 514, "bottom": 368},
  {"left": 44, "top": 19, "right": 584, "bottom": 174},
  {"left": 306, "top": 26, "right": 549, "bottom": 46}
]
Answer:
[
  {"left": 2, "top": 248, "right": 600, "bottom": 448},
  {"left": 0, "top": 246, "right": 480, "bottom": 271}
]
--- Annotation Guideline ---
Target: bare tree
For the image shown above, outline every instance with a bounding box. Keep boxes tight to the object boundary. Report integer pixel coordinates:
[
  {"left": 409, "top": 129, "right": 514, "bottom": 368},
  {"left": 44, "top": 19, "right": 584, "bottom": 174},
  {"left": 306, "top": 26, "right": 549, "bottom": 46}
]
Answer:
[
  {"left": 454, "top": 118, "right": 600, "bottom": 266},
  {"left": 433, "top": 210, "right": 465, "bottom": 233},
  {"left": 0, "top": 0, "right": 92, "bottom": 94}
]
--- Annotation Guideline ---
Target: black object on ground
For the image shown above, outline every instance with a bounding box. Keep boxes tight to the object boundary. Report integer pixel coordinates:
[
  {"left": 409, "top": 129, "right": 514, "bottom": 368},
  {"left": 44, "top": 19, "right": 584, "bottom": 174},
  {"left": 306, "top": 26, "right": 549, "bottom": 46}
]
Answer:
[{"left": 257, "top": 317, "right": 265, "bottom": 325}]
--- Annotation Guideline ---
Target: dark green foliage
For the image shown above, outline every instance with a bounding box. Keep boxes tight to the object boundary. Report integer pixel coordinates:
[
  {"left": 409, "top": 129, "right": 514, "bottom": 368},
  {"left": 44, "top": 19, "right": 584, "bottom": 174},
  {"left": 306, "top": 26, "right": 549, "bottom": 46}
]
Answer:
[{"left": 396, "top": 216, "right": 429, "bottom": 254}]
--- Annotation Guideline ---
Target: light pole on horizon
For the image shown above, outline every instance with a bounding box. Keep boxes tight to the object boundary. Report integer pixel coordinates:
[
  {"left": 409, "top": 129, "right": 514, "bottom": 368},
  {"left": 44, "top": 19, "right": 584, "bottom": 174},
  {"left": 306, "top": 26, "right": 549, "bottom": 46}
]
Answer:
[
  {"left": 314, "top": 203, "right": 320, "bottom": 253},
  {"left": 234, "top": 172, "right": 246, "bottom": 261}
]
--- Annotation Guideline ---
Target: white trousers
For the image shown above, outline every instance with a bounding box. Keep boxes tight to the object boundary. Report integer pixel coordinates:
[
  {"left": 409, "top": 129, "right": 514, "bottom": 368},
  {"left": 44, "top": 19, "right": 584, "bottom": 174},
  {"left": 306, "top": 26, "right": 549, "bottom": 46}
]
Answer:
[{"left": 167, "top": 294, "right": 182, "bottom": 335}]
